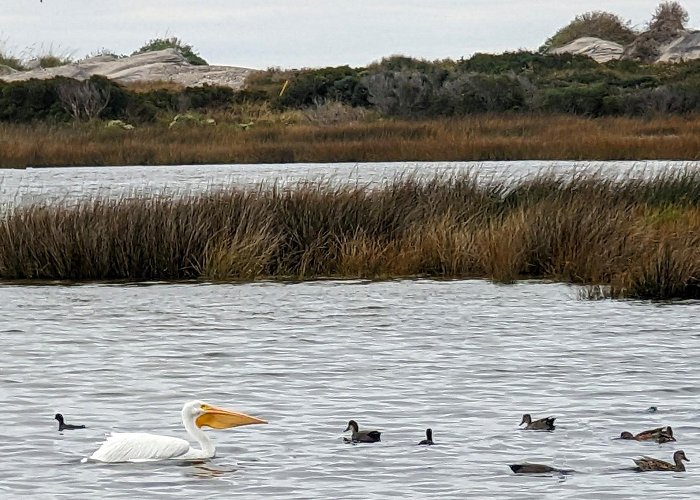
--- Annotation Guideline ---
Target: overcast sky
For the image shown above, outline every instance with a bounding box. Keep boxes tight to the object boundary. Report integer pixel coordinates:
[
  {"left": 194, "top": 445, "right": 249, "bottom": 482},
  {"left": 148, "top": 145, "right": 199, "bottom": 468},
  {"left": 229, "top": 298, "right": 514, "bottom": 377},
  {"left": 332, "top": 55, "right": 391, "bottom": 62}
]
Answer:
[{"left": 2, "top": 1, "right": 696, "bottom": 69}]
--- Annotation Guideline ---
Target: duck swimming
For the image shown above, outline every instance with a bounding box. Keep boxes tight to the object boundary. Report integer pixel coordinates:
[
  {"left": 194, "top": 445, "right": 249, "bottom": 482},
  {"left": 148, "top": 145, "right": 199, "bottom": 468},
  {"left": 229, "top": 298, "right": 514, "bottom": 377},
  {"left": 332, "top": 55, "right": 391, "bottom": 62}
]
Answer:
[
  {"left": 619, "top": 426, "right": 675, "bottom": 443},
  {"left": 509, "top": 463, "right": 573, "bottom": 474},
  {"left": 634, "top": 450, "right": 689, "bottom": 472},
  {"left": 519, "top": 414, "right": 556, "bottom": 430},
  {"left": 418, "top": 428, "right": 434, "bottom": 445},
  {"left": 55, "top": 413, "right": 86, "bottom": 431},
  {"left": 343, "top": 420, "right": 381, "bottom": 443}
]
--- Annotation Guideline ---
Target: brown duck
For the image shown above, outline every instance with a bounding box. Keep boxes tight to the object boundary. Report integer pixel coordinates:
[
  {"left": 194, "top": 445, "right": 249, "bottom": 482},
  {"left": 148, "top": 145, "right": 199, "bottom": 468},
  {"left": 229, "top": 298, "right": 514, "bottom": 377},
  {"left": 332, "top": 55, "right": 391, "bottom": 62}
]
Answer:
[
  {"left": 520, "top": 414, "right": 556, "bottom": 430},
  {"left": 634, "top": 450, "right": 689, "bottom": 472},
  {"left": 619, "top": 426, "right": 675, "bottom": 443},
  {"left": 343, "top": 420, "right": 381, "bottom": 443},
  {"left": 509, "top": 463, "right": 573, "bottom": 474}
]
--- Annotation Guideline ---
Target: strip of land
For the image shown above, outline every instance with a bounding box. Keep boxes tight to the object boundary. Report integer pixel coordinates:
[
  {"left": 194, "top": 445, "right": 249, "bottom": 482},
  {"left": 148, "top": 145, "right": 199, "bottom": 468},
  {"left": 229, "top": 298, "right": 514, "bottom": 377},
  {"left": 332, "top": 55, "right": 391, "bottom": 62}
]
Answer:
[
  {"left": 2, "top": 114, "right": 699, "bottom": 168},
  {"left": 1, "top": 171, "right": 698, "bottom": 300}
]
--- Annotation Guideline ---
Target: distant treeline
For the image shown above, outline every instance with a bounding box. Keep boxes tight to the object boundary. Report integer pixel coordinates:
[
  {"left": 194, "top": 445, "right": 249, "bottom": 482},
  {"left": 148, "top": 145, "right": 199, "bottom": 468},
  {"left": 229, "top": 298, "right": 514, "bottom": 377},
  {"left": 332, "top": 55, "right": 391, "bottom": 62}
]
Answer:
[
  {"left": 1, "top": 51, "right": 700, "bottom": 124},
  {"left": 0, "top": 75, "right": 267, "bottom": 123}
]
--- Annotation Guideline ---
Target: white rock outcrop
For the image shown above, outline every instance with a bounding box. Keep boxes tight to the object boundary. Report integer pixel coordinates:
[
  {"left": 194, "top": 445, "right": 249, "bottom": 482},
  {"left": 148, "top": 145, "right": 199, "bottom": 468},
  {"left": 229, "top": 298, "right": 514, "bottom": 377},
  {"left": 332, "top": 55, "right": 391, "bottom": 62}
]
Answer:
[
  {"left": 551, "top": 30, "right": 700, "bottom": 64},
  {"left": 655, "top": 30, "right": 700, "bottom": 62},
  {"left": 549, "top": 37, "right": 624, "bottom": 63},
  {"left": 0, "top": 49, "right": 252, "bottom": 89}
]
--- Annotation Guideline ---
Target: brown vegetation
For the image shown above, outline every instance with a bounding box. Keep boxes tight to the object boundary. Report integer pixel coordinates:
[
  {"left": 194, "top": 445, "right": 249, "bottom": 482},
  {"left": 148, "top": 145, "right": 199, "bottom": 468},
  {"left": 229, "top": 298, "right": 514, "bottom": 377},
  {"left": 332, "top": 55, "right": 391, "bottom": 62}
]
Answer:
[
  {"left": 0, "top": 171, "right": 699, "bottom": 300},
  {"left": 1, "top": 114, "right": 699, "bottom": 168}
]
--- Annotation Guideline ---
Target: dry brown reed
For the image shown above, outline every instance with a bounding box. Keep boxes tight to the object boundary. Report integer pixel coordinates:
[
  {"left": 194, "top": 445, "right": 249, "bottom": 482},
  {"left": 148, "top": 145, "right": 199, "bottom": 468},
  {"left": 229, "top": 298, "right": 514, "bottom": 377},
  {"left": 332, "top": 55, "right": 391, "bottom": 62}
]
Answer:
[
  {"left": 1, "top": 114, "right": 699, "bottom": 168},
  {"left": 1, "top": 170, "right": 700, "bottom": 299}
]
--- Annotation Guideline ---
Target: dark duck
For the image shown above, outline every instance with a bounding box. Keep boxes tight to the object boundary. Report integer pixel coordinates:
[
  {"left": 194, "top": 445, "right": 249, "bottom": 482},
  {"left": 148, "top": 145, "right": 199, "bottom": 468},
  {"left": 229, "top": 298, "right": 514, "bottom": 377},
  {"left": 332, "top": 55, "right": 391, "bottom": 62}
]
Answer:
[
  {"left": 55, "top": 413, "right": 86, "bottom": 431},
  {"left": 343, "top": 419, "right": 381, "bottom": 443}
]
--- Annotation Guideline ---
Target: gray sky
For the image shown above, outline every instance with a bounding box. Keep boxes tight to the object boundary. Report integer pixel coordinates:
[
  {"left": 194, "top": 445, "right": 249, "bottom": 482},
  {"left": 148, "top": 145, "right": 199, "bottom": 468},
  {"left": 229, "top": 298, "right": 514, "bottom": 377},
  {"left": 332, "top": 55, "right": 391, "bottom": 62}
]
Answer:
[{"left": 2, "top": 1, "right": 696, "bottom": 69}]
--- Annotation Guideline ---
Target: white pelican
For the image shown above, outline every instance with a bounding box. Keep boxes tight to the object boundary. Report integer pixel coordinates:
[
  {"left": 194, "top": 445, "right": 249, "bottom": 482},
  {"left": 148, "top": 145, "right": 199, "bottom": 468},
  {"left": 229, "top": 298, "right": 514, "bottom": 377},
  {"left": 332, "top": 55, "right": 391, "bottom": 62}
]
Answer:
[{"left": 88, "top": 400, "right": 266, "bottom": 463}]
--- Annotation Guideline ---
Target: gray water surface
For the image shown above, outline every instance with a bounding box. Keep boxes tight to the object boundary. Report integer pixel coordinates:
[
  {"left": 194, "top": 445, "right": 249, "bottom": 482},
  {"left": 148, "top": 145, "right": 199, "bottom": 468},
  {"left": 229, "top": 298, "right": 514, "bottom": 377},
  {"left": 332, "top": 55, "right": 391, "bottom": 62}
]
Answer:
[
  {"left": 1, "top": 160, "right": 698, "bottom": 208},
  {"left": 1, "top": 280, "right": 698, "bottom": 499}
]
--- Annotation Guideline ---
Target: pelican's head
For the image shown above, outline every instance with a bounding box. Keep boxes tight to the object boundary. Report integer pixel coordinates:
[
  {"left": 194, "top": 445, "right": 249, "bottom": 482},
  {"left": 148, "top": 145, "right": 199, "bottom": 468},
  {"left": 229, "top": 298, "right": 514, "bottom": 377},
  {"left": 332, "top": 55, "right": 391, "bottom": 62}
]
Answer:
[{"left": 182, "top": 400, "right": 267, "bottom": 429}]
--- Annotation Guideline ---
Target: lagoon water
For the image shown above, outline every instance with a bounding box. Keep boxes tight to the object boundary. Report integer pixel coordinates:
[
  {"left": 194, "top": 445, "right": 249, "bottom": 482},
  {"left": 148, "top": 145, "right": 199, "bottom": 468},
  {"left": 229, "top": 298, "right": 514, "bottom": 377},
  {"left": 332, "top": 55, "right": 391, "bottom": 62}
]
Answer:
[
  {"left": 0, "top": 160, "right": 697, "bottom": 208},
  {"left": 1, "top": 162, "right": 700, "bottom": 499},
  {"left": 1, "top": 280, "right": 699, "bottom": 499}
]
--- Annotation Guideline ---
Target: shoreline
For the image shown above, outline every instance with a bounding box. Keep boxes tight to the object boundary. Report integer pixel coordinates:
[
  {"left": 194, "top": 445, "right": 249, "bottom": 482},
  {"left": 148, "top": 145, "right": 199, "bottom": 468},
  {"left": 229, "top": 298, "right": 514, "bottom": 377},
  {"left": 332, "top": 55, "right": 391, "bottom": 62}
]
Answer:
[{"left": 2, "top": 114, "right": 699, "bottom": 168}]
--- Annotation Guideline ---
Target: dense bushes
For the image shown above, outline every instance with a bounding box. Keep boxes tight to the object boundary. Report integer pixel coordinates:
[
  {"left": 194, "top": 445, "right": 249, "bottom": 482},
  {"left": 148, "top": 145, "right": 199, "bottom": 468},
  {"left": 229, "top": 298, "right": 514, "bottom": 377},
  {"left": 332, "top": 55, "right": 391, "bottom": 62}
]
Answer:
[
  {"left": 256, "top": 49, "right": 700, "bottom": 118},
  {"left": 0, "top": 78, "right": 68, "bottom": 121},
  {"left": 0, "top": 77, "right": 259, "bottom": 123},
  {"left": 275, "top": 66, "right": 368, "bottom": 108}
]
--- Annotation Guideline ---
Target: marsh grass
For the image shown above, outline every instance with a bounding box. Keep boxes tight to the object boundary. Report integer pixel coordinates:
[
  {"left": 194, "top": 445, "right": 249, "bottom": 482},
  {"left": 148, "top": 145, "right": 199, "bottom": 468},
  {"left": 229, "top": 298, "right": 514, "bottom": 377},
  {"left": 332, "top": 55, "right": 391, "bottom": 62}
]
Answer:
[
  {"left": 1, "top": 170, "right": 700, "bottom": 299},
  {"left": 1, "top": 114, "right": 699, "bottom": 168}
]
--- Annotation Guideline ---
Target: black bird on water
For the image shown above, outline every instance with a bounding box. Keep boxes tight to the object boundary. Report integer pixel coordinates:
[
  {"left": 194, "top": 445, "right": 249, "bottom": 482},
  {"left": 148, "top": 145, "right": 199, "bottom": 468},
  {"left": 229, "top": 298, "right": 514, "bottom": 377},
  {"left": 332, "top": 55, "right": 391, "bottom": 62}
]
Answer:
[
  {"left": 509, "top": 463, "right": 574, "bottom": 474},
  {"left": 55, "top": 413, "right": 85, "bottom": 431},
  {"left": 418, "top": 428, "right": 435, "bottom": 445}
]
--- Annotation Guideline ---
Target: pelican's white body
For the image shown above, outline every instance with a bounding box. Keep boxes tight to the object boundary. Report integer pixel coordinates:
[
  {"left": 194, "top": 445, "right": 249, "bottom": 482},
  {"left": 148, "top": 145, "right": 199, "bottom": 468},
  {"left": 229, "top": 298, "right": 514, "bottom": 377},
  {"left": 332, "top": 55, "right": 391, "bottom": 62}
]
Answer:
[
  {"left": 89, "top": 432, "right": 210, "bottom": 462},
  {"left": 88, "top": 401, "right": 216, "bottom": 463}
]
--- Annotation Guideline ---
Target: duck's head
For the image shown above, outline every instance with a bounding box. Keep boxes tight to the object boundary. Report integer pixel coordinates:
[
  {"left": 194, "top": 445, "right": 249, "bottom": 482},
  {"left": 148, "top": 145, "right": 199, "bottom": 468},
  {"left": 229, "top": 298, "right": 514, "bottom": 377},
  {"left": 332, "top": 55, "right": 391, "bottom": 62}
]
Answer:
[
  {"left": 620, "top": 431, "right": 634, "bottom": 440},
  {"left": 344, "top": 420, "right": 359, "bottom": 433},
  {"left": 674, "top": 450, "right": 689, "bottom": 463},
  {"left": 664, "top": 426, "right": 674, "bottom": 437},
  {"left": 658, "top": 433, "right": 676, "bottom": 443},
  {"left": 54, "top": 413, "right": 64, "bottom": 422},
  {"left": 519, "top": 414, "right": 531, "bottom": 426},
  {"left": 425, "top": 428, "right": 433, "bottom": 440}
]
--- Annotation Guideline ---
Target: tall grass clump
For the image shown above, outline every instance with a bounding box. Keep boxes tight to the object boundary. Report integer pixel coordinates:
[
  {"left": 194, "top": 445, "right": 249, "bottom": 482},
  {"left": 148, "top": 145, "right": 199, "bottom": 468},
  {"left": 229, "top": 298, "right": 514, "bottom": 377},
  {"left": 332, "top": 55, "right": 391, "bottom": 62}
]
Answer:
[{"left": 1, "top": 169, "right": 699, "bottom": 299}]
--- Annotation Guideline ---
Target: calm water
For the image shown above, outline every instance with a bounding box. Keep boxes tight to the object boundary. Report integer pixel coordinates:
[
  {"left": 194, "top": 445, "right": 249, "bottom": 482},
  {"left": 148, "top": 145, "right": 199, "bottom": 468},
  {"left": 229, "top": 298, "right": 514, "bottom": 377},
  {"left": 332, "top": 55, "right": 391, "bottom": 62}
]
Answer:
[
  {"left": 1, "top": 160, "right": 698, "bottom": 208},
  {"left": 1, "top": 280, "right": 699, "bottom": 499}
]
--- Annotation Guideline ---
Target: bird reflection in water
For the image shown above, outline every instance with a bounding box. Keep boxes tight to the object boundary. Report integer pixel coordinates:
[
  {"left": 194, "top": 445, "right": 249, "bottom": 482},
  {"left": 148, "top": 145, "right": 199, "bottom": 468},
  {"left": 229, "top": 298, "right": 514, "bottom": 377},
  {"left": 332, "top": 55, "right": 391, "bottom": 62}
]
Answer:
[{"left": 187, "top": 462, "right": 238, "bottom": 479}]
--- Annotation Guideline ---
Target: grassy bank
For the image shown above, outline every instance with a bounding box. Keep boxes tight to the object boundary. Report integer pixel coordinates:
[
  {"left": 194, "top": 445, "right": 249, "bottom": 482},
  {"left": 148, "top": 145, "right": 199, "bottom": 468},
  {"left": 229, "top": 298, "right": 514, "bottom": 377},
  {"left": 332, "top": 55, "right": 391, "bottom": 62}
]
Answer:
[
  {"left": 1, "top": 170, "right": 699, "bottom": 299},
  {"left": 1, "top": 114, "right": 700, "bottom": 168}
]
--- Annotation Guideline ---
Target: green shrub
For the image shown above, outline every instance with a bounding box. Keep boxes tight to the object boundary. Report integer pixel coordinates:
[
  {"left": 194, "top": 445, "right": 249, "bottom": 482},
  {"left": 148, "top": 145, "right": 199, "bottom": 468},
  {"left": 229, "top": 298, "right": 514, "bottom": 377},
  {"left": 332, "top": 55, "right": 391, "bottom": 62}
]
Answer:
[
  {"left": 0, "top": 78, "right": 69, "bottom": 122},
  {"left": 648, "top": 1, "right": 688, "bottom": 31},
  {"left": 0, "top": 76, "right": 158, "bottom": 124},
  {"left": 276, "top": 66, "right": 367, "bottom": 108},
  {"left": 433, "top": 74, "right": 525, "bottom": 115},
  {"left": 457, "top": 51, "right": 597, "bottom": 74},
  {"left": 539, "top": 83, "right": 611, "bottom": 115},
  {"left": 132, "top": 36, "right": 207, "bottom": 65},
  {"left": 38, "top": 55, "right": 71, "bottom": 68},
  {"left": 542, "top": 11, "right": 637, "bottom": 51},
  {"left": 0, "top": 45, "right": 25, "bottom": 71}
]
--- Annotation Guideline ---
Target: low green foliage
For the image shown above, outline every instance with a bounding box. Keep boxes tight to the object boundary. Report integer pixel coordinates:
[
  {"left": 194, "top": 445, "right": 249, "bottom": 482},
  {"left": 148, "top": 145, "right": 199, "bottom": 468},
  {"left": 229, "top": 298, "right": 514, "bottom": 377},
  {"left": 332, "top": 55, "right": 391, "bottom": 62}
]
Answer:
[
  {"left": 0, "top": 54, "right": 25, "bottom": 71},
  {"left": 275, "top": 66, "right": 368, "bottom": 108},
  {"left": 457, "top": 51, "right": 598, "bottom": 74},
  {"left": 37, "top": 55, "right": 71, "bottom": 68},
  {"left": 132, "top": 36, "right": 207, "bottom": 65},
  {"left": 0, "top": 78, "right": 68, "bottom": 121}
]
